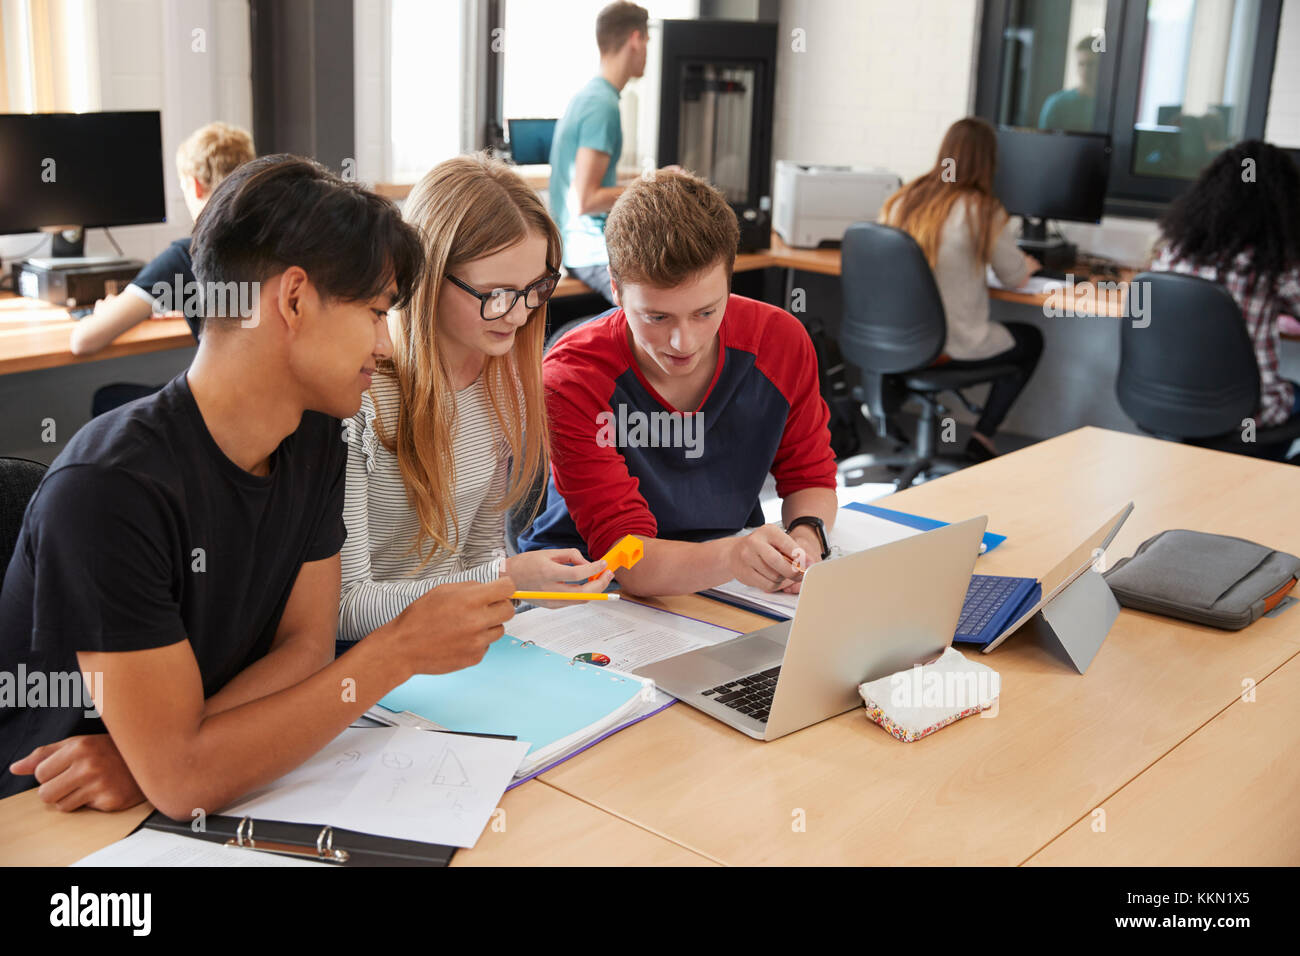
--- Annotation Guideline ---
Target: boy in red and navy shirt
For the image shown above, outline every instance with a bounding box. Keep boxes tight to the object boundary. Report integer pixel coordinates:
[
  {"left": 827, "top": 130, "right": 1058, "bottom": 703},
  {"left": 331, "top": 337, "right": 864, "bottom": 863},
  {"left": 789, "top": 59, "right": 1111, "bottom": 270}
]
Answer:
[{"left": 520, "top": 170, "right": 838, "bottom": 596}]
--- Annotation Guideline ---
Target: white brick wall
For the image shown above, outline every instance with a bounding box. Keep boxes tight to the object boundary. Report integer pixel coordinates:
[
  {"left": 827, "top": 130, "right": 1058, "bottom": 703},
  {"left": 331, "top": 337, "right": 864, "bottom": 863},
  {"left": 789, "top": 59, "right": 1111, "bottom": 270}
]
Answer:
[
  {"left": 770, "top": 0, "right": 1165, "bottom": 263},
  {"left": 0, "top": 0, "right": 252, "bottom": 264},
  {"left": 773, "top": 0, "right": 980, "bottom": 183}
]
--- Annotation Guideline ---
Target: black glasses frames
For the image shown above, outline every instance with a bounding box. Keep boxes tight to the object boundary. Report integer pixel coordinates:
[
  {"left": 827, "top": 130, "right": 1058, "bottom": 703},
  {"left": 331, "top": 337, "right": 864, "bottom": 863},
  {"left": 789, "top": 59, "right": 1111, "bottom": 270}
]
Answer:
[{"left": 446, "top": 271, "right": 561, "bottom": 321}]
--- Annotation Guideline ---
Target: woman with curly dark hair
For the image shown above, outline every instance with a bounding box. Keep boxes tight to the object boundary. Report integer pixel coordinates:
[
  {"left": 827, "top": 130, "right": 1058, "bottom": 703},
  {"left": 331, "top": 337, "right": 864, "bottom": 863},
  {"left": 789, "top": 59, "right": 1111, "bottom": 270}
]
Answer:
[{"left": 1152, "top": 140, "right": 1300, "bottom": 454}]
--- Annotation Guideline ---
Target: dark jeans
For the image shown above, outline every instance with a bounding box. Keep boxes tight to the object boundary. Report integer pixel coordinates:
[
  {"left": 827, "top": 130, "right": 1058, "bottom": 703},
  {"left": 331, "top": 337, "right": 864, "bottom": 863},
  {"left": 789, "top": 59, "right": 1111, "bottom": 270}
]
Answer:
[
  {"left": 940, "top": 322, "right": 1044, "bottom": 439},
  {"left": 567, "top": 262, "right": 618, "bottom": 307}
]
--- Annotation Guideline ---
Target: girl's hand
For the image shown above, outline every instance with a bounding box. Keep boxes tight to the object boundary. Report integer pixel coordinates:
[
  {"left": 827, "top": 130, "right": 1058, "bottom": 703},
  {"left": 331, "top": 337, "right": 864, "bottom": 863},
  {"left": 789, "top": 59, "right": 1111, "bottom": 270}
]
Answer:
[{"left": 504, "top": 549, "right": 614, "bottom": 607}]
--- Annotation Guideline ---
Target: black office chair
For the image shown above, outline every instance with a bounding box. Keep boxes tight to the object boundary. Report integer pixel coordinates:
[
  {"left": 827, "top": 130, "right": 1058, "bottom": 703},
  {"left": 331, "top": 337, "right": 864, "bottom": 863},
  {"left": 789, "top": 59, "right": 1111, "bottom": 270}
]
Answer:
[
  {"left": 836, "top": 222, "right": 1020, "bottom": 489},
  {"left": 1117, "top": 271, "right": 1300, "bottom": 459},
  {"left": 1, "top": 456, "right": 47, "bottom": 583}
]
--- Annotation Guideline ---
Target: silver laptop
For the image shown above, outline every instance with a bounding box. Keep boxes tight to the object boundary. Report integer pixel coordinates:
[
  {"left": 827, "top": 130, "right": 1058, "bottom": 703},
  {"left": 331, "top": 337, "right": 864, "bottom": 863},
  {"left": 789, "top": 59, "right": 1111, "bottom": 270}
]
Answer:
[{"left": 635, "top": 516, "right": 988, "bottom": 740}]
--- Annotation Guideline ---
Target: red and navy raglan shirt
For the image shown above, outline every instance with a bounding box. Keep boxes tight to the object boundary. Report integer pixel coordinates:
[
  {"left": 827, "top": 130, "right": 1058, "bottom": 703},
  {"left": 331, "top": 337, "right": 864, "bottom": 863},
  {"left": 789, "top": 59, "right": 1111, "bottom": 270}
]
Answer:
[{"left": 518, "top": 294, "right": 837, "bottom": 560}]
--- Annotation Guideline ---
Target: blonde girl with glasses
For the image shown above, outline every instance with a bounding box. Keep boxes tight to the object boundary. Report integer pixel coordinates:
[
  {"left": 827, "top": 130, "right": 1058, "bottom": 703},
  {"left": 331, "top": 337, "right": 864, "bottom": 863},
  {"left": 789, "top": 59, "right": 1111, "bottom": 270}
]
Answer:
[{"left": 337, "top": 154, "right": 613, "bottom": 649}]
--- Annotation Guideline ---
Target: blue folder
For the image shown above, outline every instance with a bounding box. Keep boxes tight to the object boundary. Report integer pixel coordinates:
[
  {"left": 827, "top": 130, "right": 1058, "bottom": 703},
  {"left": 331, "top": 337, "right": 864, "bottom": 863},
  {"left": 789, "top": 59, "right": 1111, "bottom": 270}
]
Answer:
[
  {"left": 844, "top": 501, "right": 1007, "bottom": 553},
  {"left": 378, "top": 636, "right": 645, "bottom": 758}
]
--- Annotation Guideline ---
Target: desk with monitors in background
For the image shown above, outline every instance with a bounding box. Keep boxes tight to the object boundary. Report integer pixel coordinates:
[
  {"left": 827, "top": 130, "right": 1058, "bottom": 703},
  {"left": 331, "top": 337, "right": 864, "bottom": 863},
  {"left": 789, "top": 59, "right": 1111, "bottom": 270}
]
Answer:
[{"left": 0, "top": 110, "right": 167, "bottom": 307}]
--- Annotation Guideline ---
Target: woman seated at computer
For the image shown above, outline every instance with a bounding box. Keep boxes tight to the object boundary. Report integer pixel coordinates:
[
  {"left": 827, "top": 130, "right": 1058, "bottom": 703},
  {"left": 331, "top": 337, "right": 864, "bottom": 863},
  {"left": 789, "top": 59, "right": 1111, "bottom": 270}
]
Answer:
[
  {"left": 1151, "top": 140, "right": 1300, "bottom": 461},
  {"left": 880, "top": 117, "right": 1043, "bottom": 462}
]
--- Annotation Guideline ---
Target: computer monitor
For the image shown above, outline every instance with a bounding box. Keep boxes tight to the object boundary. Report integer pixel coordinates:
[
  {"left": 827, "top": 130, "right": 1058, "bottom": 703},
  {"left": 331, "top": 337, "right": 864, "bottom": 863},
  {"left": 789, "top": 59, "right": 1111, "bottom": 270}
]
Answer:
[
  {"left": 0, "top": 111, "right": 166, "bottom": 242},
  {"left": 993, "top": 127, "right": 1111, "bottom": 226},
  {"left": 507, "top": 118, "right": 557, "bottom": 166}
]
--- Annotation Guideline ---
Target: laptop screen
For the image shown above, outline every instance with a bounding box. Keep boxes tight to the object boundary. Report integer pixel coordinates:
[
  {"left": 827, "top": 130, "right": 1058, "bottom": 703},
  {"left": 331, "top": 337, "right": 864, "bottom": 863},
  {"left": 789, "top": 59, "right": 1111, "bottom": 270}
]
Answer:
[{"left": 508, "top": 118, "right": 557, "bottom": 166}]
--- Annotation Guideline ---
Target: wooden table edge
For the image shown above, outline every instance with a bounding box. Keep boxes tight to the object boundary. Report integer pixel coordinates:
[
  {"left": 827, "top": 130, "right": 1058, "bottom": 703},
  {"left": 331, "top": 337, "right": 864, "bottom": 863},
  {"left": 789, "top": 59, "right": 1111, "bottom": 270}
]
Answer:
[{"left": 1019, "top": 644, "right": 1300, "bottom": 866}]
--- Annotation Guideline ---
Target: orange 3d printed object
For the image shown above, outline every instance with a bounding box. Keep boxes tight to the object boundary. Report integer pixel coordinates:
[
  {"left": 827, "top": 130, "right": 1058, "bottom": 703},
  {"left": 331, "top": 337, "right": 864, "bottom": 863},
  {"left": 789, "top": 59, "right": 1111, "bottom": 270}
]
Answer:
[{"left": 591, "top": 534, "right": 645, "bottom": 580}]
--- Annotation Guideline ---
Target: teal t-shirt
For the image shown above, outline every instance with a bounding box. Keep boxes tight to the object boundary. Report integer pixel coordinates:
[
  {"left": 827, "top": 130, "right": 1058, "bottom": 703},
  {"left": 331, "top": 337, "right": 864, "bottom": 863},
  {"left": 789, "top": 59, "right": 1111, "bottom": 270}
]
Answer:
[
  {"left": 549, "top": 76, "right": 622, "bottom": 268},
  {"left": 1038, "top": 88, "right": 1096, "bottom": 132}
]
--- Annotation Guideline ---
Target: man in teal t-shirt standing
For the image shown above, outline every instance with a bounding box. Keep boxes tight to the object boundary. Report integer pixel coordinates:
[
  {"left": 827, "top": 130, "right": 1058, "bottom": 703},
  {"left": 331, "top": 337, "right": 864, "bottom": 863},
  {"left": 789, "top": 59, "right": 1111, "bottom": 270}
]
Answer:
[{"left": 550, "top": 2, "right": 650, "bottom": 306}]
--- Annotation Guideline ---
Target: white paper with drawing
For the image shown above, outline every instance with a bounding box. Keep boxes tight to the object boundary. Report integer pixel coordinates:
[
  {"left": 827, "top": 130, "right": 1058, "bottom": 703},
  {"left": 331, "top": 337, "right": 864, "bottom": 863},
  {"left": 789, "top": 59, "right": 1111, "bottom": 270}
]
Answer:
[
  {"left": 72, "top": 828, "right": 333, "bottom": 867},
  {"left": 221, "top": 727, "right": 528, "bottom": 848},
  {"left": 705, "top": 508, "right": 923, "bottom": 619},
  {"left": 507, "top": 598, "right": 740, "bottom": 672}
]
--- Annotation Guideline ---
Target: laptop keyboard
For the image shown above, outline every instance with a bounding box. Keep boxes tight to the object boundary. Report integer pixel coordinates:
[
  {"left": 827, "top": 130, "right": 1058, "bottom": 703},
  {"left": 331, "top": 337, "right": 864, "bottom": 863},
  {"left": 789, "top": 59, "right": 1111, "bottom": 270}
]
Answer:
[
  {"left": 700, "top": 666, "right": 781, "bottom": 722},
  {"left": 959, "top": 574, "right": 1026, "bottom": 634}
]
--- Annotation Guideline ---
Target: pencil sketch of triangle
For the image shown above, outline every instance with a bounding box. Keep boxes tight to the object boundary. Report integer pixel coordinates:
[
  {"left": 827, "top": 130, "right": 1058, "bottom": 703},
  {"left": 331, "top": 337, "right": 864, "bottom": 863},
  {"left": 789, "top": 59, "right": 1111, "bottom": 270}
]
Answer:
[{"left": 433, "top": 748, "right": 470, "bottom": 786}]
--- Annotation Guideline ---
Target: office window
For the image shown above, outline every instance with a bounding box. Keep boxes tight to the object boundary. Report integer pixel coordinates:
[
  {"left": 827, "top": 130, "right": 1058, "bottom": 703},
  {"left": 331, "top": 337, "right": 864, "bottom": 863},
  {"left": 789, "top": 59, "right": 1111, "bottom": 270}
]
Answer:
[
  {"left": 1129, "top": 0, "right": 1261, "bottom": 179},
  {"left": 388, "top": 0, "right": 464, "bottom": 182},
  {"left": 0, "top": 0, "right": 100, "bottom": 113},
  {"left": 499, "top": 0, "right": 699, "bottom": 168},
  {"left": 976, "top": 0, "right": 1284, "bottom": 215}
]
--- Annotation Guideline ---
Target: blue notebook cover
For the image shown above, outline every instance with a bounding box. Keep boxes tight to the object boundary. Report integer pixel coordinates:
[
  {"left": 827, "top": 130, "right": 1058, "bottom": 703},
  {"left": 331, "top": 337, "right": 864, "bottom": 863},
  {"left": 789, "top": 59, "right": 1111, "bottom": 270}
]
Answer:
[
  {"left": 845, "top": 502, "right": 1007, "bottom": 553},
  {"left": 378, "top": 636, "right": 646, "bottom": 757}
]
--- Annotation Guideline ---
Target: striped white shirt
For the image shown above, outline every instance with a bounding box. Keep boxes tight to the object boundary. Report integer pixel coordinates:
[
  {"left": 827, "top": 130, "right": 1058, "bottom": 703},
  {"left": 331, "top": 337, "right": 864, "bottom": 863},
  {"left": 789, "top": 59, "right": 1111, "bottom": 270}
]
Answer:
[{"left": 337, "top": 371, "right": 509, "bottom": 643}]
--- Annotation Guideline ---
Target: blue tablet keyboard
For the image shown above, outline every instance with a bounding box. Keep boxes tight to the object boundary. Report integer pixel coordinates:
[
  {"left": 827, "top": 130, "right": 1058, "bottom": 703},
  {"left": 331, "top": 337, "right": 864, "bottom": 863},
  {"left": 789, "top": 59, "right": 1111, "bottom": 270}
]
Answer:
[{"left": 954, "top": 574, "right": 1041, "bottom": 646}]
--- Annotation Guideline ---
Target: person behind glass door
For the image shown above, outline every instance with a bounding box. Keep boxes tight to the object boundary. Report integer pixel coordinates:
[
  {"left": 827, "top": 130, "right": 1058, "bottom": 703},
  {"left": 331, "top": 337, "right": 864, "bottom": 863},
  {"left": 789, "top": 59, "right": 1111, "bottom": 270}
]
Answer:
[
  {"left": 880, "top": 117, "right": 1044, "bottom": 462},
  {"left": 1039, "top": 35, "right": 1100, "bottom": 133}
]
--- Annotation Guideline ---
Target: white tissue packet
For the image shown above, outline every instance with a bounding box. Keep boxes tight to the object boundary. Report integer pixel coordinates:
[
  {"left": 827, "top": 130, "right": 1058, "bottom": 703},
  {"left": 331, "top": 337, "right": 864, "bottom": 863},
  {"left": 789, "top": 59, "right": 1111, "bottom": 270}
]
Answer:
[{"left": 858, "top": 646, "right": 1000, "bottom": 742}]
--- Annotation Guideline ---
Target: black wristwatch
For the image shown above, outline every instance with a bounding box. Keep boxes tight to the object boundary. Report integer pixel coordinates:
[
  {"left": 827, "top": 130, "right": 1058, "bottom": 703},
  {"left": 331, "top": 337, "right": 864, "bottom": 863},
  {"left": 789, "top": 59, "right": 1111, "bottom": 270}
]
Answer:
[{"left": 785, "top": 515, "right": 830, "bottom": 560}]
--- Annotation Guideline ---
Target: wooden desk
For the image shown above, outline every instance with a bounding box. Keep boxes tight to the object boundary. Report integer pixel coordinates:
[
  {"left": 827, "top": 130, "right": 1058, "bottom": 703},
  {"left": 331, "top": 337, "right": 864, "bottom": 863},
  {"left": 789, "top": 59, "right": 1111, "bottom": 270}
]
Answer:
[
  {"left": 535, "top": 427, "right": 1300, "bottom": 865},
  {"left": 765, "top": 232, "right": 1135, "bottom": 316},
  {"left": 378, "top": 165, "right": 633, "bottom": 203},
  {"left": 0, "top": 293, "right": 193, "bottom": 376},
  {"left": 553, "top": 233, "right": 1134, "bottom": 317},
  {"left": 5, "top": 232, "right": 1121, "bottom": 370},
  {"left": 0, "top": 778, "right": 715, "bottom": 867},
  {"left": 1026, "top": 651, "right": 1300, "bottom": 866},
  {"left": 554, "top": 247, "right": 778, "bottom": 300},
  {"left": 2, "top": 427, "right": 1295, "bottom": 866}
]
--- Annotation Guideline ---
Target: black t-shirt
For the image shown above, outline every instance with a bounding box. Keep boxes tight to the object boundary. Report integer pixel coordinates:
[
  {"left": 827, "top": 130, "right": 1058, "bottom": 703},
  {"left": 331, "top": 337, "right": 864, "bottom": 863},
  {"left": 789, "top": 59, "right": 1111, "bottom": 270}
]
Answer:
[
  {"left": 0, "top": 371, "right": 347, "bottom": 797},
  {"left": 130, "top": 237, "right": 201, "bottom": 339}
]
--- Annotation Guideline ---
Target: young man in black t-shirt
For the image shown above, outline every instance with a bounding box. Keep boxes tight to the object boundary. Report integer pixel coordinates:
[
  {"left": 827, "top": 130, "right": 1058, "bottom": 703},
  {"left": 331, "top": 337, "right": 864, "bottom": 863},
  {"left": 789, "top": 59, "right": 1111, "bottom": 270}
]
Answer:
[{"left": 0, "top": 155, "right": 516, "bottom": 815}]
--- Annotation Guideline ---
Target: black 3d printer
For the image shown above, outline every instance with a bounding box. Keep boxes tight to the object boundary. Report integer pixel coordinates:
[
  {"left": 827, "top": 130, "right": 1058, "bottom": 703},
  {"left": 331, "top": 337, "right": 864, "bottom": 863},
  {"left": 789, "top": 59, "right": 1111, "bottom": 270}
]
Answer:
[{"left": 639, "top": 19, "right": 777, "bottom": 252}]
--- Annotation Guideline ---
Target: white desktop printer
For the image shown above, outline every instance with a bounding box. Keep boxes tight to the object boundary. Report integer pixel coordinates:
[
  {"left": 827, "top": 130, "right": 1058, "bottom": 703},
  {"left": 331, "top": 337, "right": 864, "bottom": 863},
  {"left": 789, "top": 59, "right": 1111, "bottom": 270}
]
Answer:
[{"left": 773, "top": 161, "right": 902, "bottom": 248}]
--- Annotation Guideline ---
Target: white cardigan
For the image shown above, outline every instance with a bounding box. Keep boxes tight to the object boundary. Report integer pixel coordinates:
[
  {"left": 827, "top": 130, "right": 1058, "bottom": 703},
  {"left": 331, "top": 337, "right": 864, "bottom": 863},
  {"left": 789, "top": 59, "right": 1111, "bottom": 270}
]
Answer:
[
  {"left": 336, "top": 371, "right": 509, "bottom": 643},
  {"left": 931, "top": 198, "right": 1029, "bottom": 360}
]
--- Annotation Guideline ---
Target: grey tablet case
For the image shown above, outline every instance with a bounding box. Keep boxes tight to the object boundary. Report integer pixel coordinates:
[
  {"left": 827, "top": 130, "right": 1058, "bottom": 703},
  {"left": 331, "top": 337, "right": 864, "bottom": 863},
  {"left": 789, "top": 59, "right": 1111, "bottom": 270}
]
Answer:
[{"left": 1103, "top": 530, "right": 1300, "bottom": 630}]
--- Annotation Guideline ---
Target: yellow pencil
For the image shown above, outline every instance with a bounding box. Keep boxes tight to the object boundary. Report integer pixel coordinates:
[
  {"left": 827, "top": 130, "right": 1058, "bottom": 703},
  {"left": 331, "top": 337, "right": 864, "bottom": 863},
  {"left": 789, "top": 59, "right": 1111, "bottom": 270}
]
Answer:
[{"left": 512, "top": 591, "right": 622, "bottom": 602}]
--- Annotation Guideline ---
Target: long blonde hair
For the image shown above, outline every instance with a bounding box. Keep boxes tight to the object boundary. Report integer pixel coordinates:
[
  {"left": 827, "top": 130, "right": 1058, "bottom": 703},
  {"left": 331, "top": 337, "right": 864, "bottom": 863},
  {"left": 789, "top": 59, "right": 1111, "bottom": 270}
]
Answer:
[
  {"left": 880, "top": 117, "right": 1007, "bottom": 268},
  {"left": 377, "top": 153, "right": 558, "bottom": 566}
]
